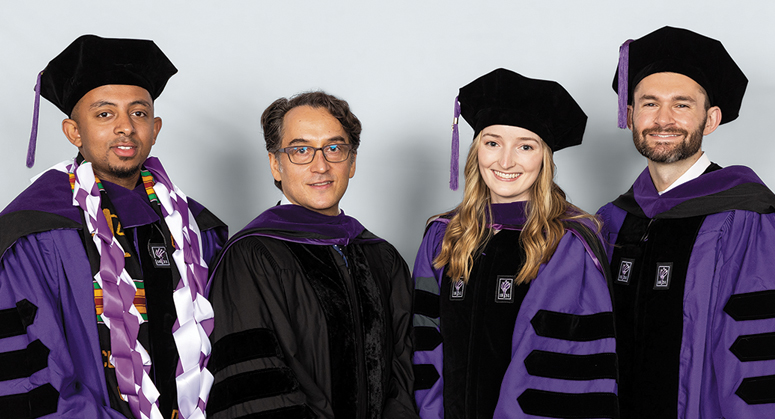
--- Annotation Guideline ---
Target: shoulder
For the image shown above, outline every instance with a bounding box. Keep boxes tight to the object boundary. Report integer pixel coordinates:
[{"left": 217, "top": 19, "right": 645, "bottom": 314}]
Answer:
[
  {"left": 358, "top": 233, "right": 407, "bottom": 270},
  {"left": 1, "top": 170, "right": 77, "bottom": 220},
  {"left": 186, "top": 197, "right": 227, "bottom": 232},
  {"left": 0, "top": 170, "right": 82, "bottom": 257}
]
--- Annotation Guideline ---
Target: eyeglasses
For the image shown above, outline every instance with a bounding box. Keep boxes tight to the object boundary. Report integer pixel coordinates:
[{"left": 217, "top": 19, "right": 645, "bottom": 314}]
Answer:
[{"left": 276, "top": 144, "right": 354, "bottom": 165}]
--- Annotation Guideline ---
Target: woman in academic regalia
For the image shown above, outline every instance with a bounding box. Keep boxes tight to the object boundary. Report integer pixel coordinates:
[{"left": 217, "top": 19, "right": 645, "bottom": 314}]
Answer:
[{"left": 411, "top": 69, "right": 619, "bottom": 419}]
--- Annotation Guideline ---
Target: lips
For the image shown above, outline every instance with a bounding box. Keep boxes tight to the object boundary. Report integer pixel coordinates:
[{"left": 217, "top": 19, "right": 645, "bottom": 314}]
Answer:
[
  {"left": 308, "top": 180, "right": 333, "bottom": 188},
  {"left": 643, "top": 128, "right": 688, "bottom": 140},
  {"left": 492, "top": 170, "right": 521, "bottom": 180},
  {"left": 111, "top": 144, "right": 137, "bottom": 158}
]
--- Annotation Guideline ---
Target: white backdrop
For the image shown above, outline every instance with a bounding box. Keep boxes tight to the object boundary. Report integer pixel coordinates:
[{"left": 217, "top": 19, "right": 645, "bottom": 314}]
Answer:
[{"left": 2, "top": 1, "right": 774, "bottom": 266}]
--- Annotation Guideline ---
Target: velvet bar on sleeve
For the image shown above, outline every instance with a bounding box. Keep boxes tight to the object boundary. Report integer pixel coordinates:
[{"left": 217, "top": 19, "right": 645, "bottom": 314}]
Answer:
[
  {"left": 412, "top": 202, "right": 618, "bottom": 419},
  {"left": 598, "top": 164, "right": 775, "bottom": 419}
]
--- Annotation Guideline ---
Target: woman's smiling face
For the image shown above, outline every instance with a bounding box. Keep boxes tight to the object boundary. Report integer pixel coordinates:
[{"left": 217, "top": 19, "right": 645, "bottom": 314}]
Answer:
[{"left": 477, "top": 125, "right": 544, "bottom": 204}]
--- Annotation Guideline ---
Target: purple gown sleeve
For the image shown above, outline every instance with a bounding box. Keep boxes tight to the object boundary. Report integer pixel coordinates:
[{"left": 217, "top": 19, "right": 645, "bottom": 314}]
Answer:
[
  {"left": 700, "top": 210, "right": 775, "bottom": 418},
  {"left": 411, "top": 221, "right": 447, "bottom": 419},
  {"left": 0, "top": 231, "right": 126, "bottom": 418},
  {"left": 493, "top": 229, "right": 617, "bottom": 418}
]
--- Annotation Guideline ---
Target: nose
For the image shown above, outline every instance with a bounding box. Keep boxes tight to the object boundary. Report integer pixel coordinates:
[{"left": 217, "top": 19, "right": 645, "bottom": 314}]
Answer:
[
  {"left": 655, "top": 105, "right": 675, "bottom": 127},
  {"left": 114, "top": 112, "right": 135, "bottom": 136},
  {"left": 309, "top": 148, "right": 330, "bottom": 173},
  {"left": 498, "top": 148, "right": 516, "bottom": 169}
]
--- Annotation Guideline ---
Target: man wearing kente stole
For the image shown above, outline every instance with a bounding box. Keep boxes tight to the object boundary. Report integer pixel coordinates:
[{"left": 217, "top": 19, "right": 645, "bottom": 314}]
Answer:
[{"left": 0, "top": 35, "right": 227, "bottom": 419}]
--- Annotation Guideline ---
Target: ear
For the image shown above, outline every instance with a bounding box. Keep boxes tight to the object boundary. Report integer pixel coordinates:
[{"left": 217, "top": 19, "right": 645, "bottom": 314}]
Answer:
[
  {"left": 348, "top": 153, "right": 357, "bottom": 178},
  {"left": 703, "top": 106, "right": 722, "bottom": 136},
  {"left": 152, "top": 117, "right": 162, "bottom": 146},
  {"left": 626, "top": 105, "right": 634, "bottom": 130},
  {"left": 269, "top": 152, "right": 283, "bottom": 182},
  {"left": 62, "top": 118, "right": 82, "bottom": 148}
]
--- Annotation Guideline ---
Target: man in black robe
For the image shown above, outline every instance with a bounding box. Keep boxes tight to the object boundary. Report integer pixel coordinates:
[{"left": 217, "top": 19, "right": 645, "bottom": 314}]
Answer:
[
  {"left": 207, "top": 91, "right": 417, "bottom": 419},
  {"left": 598, "top": 26, "right": 775, "bottom": 418}
]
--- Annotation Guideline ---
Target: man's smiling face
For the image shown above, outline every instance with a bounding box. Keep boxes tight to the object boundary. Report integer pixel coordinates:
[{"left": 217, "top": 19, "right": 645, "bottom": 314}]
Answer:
[
  {"left": 268, "top": 105, "right": 356, "bottom": 216},
  {"left": 63, "top": 84, "right": 160, "bottom": 188},
  {"left": 629, "top": 72, "right": 718, "bottom": 164}
]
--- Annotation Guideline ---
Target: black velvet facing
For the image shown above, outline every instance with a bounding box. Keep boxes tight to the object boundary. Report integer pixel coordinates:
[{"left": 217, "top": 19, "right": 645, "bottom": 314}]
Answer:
[
  {"left": 238, "top": 405, "right": 312, "bottom": 419},
  {"left": 0, "top": 299, "right": 37, "bottom": 339},
  {"left": 735, "top": 374, "right": 775, "bottom": 404},
  {"left": 207, "top": 368, "right": 299, "bottom": 415},
  {"left": 530, "top": 310, "right": 615, "bottom": 342},
  {"left": 414, "top": 290, "right": 440, "bottom": 318},
  {"left": 517, "top": 389, "right": 618, "bottom": 418},
  {"left": 724, "top": 290, "right": 775, "bottom": 321},
  {"left": 0, "top": 383, "right": 59, "bottom": 418},
  {"left": 524, "top": 350, "right": 618, "bottom": 381},
  {"left": 209, "top": 328, "right": 281, "bottom": 374},
  {"left": 413, "top": 326, "right": 442, "bottom": 351},
  {"left": 0, "top": 339, "right": 49, "bottom": 381},
  {"left": 413, "top": 364, "right": 440, "bottom": 391},
  {"left": 135, "top": 221, "right": 179, "bottom": 417},
  {"left": 440, "top": 229, "right": 530, "bottom": 418},
  {"left": 284, "top": 242, "right": 359, "bottom": 419},
  {"left": 283, "top": 242, "right": 388, "bottom": 419},
  {"left": 610, "top": 214, "right": 706, "bottom": 418},
  {"left": 0, "top": 210, "right": 81, "bottom": 256},
  {"left": 730, "top": 332, "right": 775, "bottom": 362}
]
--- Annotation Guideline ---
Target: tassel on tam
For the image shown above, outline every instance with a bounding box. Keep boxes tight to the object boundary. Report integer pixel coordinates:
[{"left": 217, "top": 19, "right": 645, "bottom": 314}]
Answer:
[
  {"left": 27, "top": 71, "right": 43, "bottom": 168},
  {"left": 617, "top": 39, "right": 633, "bottom": 129},
  {"left": 450, "top": 96, "right": 461, "bottom": 191}
]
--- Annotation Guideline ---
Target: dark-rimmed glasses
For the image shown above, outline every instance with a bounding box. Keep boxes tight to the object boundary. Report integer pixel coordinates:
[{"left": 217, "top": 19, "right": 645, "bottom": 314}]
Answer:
[{"left": 276, "top": 144, "right": 354, "bottom": 165}]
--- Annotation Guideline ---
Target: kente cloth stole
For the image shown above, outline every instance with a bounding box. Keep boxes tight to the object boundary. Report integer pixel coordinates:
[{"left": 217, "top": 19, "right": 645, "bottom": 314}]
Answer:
[{"left": 65, "top": 157, "right": 213, "bottom": 419}]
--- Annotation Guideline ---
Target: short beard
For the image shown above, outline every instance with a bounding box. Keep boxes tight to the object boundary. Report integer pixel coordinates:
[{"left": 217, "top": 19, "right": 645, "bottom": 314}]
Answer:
[
  {"left": 632, "top": 125, "right": 703, "bottom": 163},
  {"left": 107, "top": 162, "right": 142, "bottom": 179}
]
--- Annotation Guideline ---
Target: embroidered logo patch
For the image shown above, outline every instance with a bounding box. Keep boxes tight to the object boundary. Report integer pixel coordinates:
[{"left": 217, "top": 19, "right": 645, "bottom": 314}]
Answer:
[
  {"left": 654, "top": 262, "right": 673, "bottom": 290},
  {"left": 496, "top": 276, "right": 514, "bottom": 303},
  {"left": 150, "top": 245, "right": 170, "bottom": 268},
  {"left": 617, "top": 258, "right": 635, "bottom": 284},
  {"left": 450, "top": 280, "right": 466, "bottom": 300}
]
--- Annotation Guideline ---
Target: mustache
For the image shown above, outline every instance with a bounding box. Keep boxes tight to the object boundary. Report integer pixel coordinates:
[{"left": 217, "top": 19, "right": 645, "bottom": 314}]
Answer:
[
  {"left": 108, "top": 137, "right": 140, "bottom": 147},
  {"left": 640, "top": 127, "right": 689, "bottom": 136}
]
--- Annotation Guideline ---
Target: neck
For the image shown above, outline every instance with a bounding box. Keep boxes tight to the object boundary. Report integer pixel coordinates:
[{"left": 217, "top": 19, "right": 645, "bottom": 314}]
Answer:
[
  {"left": 96, "top": 172, "right": 140, "bottom": 190},
  {"left": 646, "top": 150, "right": 703, "bottom": 193}
]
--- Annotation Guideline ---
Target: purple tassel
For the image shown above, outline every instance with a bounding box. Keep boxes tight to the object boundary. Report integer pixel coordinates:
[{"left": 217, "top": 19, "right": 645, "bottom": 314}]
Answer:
[
  {"left": 27, "top": 71, "right": 43, "bottom": 168},
  {"left": 617, "top": 40, "right": 633, "bottom": 129},
  {"left": 450, "top": 96, "right": 461, "bottom": 191}
]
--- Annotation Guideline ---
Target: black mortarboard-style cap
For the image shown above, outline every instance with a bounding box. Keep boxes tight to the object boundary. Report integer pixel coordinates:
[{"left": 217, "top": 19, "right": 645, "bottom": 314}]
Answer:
[
  {"left": 458, "top": 68, "right": 587, "bottom": 152},
  {"left": 40, "top": 34, "right": 177, "bottom": 116},
  {"left": 612, "top": 26, "right": 747, "bottom": 125}
]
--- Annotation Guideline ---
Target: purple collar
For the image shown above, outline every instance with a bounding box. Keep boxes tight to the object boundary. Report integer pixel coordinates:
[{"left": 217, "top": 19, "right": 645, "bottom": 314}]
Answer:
[
  {"left": 489, "top": 201, "right": 528, "bottom": 229},
  {"left": 239, "top": 204, "right": 383, "bottom": 246},
  {"left": 632, "top": 165, "right": 766, "bottom": 218}
]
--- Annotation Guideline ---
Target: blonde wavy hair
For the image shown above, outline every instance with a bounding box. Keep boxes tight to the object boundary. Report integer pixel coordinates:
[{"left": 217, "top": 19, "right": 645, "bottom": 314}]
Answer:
[{"left": 433, "top": 132, "right": 599, "bottom": 285}]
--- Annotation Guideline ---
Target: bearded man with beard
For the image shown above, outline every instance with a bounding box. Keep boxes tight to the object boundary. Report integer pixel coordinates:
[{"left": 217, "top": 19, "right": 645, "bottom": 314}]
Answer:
[{"left": 597, "top": 26, "right": 775, "bottom": 419}]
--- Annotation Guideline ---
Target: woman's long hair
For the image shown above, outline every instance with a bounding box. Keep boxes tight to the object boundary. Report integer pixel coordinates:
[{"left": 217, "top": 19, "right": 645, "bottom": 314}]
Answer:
[{"left": 433, "top": 133, "right": 599, "bottom": 285}]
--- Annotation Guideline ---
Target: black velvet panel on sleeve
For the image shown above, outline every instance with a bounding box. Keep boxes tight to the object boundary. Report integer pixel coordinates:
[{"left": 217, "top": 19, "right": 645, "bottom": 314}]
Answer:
[{"left": 0, "top": 299, "right": 37, "bottom": 339}]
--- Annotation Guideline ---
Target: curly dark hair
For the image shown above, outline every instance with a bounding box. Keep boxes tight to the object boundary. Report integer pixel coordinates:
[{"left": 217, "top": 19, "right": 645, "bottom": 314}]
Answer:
[{"left": 261, "top": 91, "right": 362, "bottom": 190}]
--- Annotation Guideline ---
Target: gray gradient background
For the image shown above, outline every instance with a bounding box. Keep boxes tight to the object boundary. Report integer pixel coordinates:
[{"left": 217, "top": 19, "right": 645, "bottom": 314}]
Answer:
[{"left": 2, "top": 1, "right": 774, "bottom": 266}]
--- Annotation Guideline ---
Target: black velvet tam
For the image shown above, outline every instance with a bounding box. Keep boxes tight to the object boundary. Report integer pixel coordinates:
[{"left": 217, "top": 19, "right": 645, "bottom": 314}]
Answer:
[
  {"left": 457, "top": 68, "right": 587, "bottom": 152},
  {"left": 613, "top": 26, "right": 748, "bottom": 125},
  {"left": 40, "top": 34, "right": 177, "bottom": 116}
]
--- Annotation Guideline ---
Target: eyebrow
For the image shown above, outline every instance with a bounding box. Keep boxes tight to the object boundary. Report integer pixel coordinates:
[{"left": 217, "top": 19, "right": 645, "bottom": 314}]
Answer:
[
  {"left": 287, "top": 136, "right": 348, "bottom": 146},
  {"left": 638, "top": 94, "right": 697, "bottom": 103},
  {"left": 89, "top": 99, "right": 153, "bottom": 109},
  {"left": 482, "top": 133, "right": 540, "bottom": 142}
]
